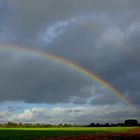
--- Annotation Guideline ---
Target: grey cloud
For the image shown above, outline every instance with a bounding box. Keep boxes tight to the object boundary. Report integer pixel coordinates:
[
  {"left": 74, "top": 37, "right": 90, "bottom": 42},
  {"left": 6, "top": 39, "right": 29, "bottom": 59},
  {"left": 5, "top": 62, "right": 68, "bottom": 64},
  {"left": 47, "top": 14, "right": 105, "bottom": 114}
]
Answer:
[
  {"left": 0, "top": 0, "right": 140, "bottom": 110},
  {"left": 0, "top": 49, "right": 129, "bottom": 105},
  {"left": 91, "top": 93, "right": 119, "bottom": 105},
  {"left": 0, "top": 51, "right": 96, "bottom": 103},
  {"left": 6, "top": 105, "right": 140, "bottom": 124},
  {"left": 0, "top": 111, "right": 12, "bottom": 123},
  {"left": 1, "top": 0, "right": 139, "bottom": 45}
]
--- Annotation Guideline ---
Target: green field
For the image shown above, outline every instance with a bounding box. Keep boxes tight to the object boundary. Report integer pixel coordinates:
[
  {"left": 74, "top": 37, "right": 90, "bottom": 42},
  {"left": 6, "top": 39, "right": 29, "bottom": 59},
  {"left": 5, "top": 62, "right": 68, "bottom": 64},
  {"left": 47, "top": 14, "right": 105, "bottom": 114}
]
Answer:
[{"left": 0, "top": 127, "right": 135, "bottom": 140}]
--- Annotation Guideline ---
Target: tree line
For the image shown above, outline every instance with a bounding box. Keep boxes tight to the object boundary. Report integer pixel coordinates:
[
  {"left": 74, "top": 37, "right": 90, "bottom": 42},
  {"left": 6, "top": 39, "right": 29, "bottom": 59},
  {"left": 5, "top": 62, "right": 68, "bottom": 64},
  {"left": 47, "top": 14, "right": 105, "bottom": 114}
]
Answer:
[
  {"left": 89, "top": 119, "right": 139, "bottom": 127},
  {"left": 0, "top": 119, "right": 139, "bottom": 128}
]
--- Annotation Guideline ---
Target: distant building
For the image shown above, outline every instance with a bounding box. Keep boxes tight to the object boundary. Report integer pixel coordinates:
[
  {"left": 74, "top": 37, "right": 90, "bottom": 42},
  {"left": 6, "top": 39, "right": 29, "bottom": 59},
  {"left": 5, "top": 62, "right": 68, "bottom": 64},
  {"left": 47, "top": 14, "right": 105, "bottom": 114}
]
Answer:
[{"left": 124, "top": 119, "right": 138, "bottom": 126}]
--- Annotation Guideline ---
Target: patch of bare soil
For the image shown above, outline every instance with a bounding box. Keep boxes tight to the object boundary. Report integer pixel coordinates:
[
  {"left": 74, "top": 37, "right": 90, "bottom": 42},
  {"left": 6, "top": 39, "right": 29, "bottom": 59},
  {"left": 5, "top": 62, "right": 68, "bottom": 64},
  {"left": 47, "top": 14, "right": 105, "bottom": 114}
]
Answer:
[{"left": 36, "top": 128, "right": 140, "bottom": 140}]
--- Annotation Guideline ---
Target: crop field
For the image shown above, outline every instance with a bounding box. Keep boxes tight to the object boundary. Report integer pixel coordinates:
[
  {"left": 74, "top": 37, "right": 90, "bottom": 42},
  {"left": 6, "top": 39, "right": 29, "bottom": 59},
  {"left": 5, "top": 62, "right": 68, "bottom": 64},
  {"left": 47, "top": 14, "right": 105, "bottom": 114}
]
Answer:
[{"left": 0, "top": 127, "right": 138, "bottom": 140}]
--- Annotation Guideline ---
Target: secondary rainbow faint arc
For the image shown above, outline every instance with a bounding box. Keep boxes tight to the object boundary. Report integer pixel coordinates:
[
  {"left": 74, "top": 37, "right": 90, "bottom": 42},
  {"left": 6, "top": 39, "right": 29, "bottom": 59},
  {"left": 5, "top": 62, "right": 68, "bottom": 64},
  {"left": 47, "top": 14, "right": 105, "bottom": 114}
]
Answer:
[{"left": 0, "top": 45, "right": 138, "bottom": 112}]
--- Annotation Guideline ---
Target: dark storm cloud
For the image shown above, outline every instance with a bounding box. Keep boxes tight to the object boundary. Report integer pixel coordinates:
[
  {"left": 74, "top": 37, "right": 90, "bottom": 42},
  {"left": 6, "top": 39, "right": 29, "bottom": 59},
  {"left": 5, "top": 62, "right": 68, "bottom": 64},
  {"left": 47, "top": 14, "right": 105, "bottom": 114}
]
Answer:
[
  {"left": 0, "top": 0, "right": 10, "bottom": 20},
  {"left": 1, "top": 0, "right": 140, "bottom": 44},
  {"left": 0, "top": 52, "right": 95, "bottom": 103},
  {"left": 0, "top": 0, "right": 140, "bottom": 107}
]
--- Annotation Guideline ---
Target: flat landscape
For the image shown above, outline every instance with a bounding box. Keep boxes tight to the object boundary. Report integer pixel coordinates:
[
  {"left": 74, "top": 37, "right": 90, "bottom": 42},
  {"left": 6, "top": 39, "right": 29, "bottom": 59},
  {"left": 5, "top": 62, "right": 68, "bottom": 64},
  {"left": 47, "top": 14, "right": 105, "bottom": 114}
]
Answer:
[
  {"left": 0, "top": 127, "right": 139, "bottom": 140},
  {"left": 0, "top": 1, "right": 140, "bottom": 140}
]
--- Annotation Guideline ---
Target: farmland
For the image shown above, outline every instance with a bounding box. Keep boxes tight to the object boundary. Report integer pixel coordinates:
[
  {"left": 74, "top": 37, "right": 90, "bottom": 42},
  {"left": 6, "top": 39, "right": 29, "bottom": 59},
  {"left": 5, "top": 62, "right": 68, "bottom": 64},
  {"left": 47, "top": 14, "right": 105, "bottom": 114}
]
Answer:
[{"left": 0, "top": 127, "right": 138, "bottom": 140}]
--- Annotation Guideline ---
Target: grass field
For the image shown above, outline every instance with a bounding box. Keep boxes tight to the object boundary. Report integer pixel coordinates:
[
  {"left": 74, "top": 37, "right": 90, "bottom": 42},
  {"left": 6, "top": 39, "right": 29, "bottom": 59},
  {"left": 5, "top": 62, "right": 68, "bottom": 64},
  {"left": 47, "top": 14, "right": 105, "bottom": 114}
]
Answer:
[{"left": 0, "top": 127, "right": 135, "bottom": 140}]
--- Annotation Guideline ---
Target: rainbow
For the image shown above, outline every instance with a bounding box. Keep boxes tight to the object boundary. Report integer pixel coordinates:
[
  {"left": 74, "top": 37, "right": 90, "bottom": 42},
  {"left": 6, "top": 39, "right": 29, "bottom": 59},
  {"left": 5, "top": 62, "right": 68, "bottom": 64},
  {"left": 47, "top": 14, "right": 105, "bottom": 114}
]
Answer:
[{"left": 0, "top": 45, "right": 138, "bottom": 112}]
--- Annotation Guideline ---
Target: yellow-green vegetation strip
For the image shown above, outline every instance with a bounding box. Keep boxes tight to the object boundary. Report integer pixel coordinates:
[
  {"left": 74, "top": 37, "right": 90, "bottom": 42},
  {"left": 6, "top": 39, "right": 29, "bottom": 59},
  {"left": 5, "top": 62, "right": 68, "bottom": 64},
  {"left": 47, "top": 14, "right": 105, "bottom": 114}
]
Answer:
[
  {"left": 0, "top": 126, "right": 135, "bottom": 131},
  {"left": 0, "top": 127, "right": 137, "bottom": 140}
]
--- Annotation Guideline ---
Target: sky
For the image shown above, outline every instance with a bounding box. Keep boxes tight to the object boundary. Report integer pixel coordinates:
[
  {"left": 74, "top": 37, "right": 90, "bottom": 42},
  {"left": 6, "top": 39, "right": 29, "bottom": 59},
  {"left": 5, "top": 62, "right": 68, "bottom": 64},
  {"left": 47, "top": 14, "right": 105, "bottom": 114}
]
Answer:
[{"left": 0, "top": 0, "right": 140, "bottom": 124}]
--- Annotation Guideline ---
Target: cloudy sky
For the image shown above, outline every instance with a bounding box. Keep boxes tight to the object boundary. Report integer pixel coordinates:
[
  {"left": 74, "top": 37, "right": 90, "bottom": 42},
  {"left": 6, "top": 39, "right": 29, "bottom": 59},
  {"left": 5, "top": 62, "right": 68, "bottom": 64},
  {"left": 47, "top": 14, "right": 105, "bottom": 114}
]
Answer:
[{"left": 0, "top": 0, "right": 140, "bottom": 124}]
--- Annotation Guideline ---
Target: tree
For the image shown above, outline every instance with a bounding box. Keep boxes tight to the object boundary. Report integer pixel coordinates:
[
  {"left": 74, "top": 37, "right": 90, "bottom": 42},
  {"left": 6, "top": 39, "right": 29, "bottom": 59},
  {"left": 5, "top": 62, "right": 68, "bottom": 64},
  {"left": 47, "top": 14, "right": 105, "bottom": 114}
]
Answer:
[{"left": 89, "top": 122, "right": 95, "bottom": 127}]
